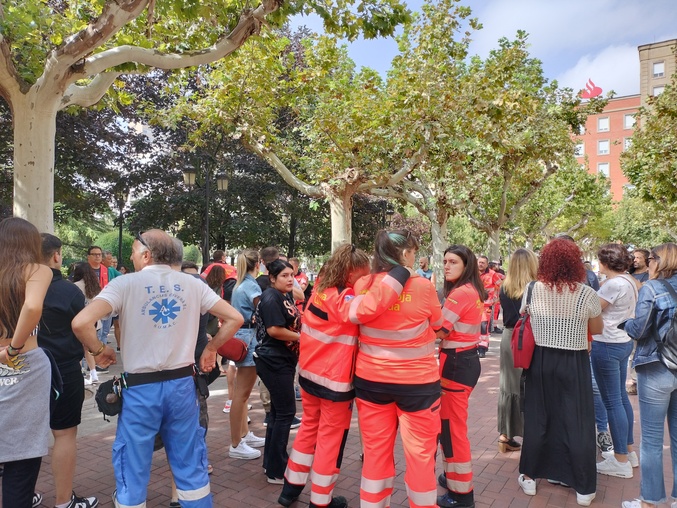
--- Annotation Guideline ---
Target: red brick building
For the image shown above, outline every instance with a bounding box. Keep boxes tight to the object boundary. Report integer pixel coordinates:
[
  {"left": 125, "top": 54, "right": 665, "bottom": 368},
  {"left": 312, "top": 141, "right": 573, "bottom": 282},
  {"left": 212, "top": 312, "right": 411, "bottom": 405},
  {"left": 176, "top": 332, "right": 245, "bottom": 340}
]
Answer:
[{"left": 574, "top": 94, "right": 639, "bottom": 200}]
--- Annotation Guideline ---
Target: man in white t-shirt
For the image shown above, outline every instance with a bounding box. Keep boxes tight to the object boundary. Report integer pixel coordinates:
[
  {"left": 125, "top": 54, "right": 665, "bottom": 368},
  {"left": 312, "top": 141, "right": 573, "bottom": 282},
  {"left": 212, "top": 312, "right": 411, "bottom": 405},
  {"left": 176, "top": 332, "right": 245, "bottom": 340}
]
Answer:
[{"left": 73, "top": 230, "right": 243, "bottom": 508}]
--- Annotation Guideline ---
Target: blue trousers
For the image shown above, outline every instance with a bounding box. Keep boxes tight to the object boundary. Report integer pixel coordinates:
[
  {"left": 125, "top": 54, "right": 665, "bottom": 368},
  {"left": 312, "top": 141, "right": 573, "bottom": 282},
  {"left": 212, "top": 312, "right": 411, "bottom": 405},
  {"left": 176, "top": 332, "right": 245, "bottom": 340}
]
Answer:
[{"left": 113, "top": 376, "right": 211, "bottom": 508}]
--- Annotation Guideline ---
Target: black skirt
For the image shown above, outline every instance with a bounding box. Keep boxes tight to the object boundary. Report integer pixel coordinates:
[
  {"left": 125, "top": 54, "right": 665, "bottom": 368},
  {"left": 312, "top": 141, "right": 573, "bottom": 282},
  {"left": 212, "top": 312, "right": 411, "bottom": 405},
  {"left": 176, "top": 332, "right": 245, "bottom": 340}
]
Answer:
[{"left": 519, "top": 345, "right": 596, "bottom": 495}]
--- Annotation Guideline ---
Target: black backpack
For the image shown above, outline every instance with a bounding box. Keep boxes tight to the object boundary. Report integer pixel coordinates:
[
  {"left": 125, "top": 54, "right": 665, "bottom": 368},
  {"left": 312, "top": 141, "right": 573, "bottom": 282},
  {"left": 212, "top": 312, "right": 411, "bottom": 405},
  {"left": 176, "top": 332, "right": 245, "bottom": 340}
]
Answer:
[{"left": 655, "top": 280, "right": 677, "bottom": 370}]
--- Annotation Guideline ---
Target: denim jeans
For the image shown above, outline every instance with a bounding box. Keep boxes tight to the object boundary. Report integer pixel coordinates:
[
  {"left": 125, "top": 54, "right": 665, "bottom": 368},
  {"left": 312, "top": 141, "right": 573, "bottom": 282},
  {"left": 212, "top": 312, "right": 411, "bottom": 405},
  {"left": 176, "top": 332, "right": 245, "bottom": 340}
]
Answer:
[
  {"left": 98, "top": 315, "right": 112, "bottom": 344},
  {"left": 636, "top": 360, "right": 677, "bottom": 504},
  {"left": 591, "top": 341, "right": 634, "bottom": 454},
  {"left": 591, "top": 358, "right": 609, "bottom": 433}
]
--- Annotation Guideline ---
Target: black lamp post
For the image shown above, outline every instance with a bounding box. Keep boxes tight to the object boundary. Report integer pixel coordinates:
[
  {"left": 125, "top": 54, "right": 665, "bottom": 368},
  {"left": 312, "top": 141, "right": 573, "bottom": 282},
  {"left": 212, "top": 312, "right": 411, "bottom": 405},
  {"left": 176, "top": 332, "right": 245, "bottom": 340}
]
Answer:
[
  {"left": 116, "top": 190, "right": 128, "bottom": 266},
  {"left": 183, "top": 163, "right": 228, "bottom": 267}
]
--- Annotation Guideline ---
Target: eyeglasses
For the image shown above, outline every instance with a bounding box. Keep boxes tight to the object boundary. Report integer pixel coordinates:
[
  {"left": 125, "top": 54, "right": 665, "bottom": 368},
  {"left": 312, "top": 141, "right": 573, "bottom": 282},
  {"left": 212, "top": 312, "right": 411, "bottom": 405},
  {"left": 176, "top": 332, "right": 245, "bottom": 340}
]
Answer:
[
  {"left": 648, "top": 255, "right": 659, "bottom": 262},
  {"left": 88, "top": 252, "right": 102, "bottom": 257},
  {"left": 136, "top": 232, "right": 150, "bottom": 251}
]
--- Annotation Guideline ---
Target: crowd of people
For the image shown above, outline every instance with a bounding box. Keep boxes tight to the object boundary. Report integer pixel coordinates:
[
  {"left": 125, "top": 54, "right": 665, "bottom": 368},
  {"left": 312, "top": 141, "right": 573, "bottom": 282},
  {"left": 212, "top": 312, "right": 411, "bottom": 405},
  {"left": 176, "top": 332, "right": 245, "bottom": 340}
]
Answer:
[{"left": 1, "top": 215, "right": 677, "bottom": 508}]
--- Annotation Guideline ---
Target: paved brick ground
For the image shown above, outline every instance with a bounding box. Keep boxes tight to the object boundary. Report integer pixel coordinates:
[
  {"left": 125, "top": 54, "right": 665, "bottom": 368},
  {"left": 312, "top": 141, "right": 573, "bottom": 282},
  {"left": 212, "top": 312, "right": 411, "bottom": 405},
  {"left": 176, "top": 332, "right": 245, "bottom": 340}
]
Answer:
[{"left": 5, "top": 333, "right": 670, "bottom": 507}]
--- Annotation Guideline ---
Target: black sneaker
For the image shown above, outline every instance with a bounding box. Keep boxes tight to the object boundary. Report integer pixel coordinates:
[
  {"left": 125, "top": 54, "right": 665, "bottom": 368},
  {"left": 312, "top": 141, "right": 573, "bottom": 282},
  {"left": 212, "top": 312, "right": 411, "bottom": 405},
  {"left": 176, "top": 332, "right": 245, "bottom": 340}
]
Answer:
[
  {"left": 437, "top": 492, "right": 475, "bottom": 508},
  {"left": 64, "top": 492, "right": 98, "bottom": 508},
  {"left": 290, "top": 416, "right": 302, "bottom": 429},
  {"left": 95, "top": 366, "right": 109, "bottom": 374},
  {"left": 478, "top": 348, "right": 486, "bottom": 358},
  {"left": 32, "top": 492, "right": 42, "bottom": 508},
  {"left": 438, "top": 473, "right": 447, "bottom": 489},
  {"left": 310, "top": 496, "right": 348, "bottom": 508},
  {"left": 596, "top": 431, "right": 613, "bottom": 453},
  {"left": 278, "top": 494, "right": 299, "bottom": 507}
]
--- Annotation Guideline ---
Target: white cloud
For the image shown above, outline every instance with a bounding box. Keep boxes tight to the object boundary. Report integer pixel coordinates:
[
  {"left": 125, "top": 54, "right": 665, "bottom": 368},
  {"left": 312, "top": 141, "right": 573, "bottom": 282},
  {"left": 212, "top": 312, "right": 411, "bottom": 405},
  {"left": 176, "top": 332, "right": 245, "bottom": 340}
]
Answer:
[{"left": 556, "top": 44, "right": 639, "bottom": 97}]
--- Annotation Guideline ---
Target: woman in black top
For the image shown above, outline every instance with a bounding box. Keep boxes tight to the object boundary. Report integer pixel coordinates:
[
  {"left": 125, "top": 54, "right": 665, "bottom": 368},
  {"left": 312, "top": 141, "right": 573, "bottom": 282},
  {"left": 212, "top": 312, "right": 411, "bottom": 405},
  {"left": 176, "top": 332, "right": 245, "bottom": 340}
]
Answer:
[
  {"left": 254, "top": 259, "right": 301, "bottom": 483},
  {"left": 497, "top": 249, "right": 538, "bottom": 452}
]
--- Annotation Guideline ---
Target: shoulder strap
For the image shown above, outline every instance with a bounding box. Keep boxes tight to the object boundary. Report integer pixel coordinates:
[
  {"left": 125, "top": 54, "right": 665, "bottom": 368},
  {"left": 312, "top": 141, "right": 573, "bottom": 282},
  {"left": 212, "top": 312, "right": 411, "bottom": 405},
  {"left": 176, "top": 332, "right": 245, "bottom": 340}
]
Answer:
[
  {"left": 525, "top": 281, "right": 536, "bottom": 306},
  {"left": 659, "top": 279, "right": 677, "bottom": 304},
  {"left": 618, "top": 273, "right": 639, "bottom": 302}
]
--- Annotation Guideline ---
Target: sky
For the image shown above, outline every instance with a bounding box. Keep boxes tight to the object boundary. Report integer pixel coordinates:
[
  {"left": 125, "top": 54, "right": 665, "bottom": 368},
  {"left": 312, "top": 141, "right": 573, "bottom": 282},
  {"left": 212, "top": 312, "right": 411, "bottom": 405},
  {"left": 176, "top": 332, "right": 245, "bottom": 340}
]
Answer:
[{"left": 291, "top": 0, "right": 677, "bottom": 97}]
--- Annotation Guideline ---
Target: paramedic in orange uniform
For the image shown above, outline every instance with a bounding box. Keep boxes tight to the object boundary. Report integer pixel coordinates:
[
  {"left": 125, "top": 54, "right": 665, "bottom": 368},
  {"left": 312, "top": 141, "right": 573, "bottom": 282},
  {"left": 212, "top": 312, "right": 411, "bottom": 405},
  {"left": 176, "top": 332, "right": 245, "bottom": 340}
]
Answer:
[
  {"left": 278, "top": 244, "right": 412, "bottom": 508},
  {"left": 350, "top": 230, "right": 443, "bottom": 508},
  {"left": 436, "top": 245, "right": 487, "bottom": 508}
]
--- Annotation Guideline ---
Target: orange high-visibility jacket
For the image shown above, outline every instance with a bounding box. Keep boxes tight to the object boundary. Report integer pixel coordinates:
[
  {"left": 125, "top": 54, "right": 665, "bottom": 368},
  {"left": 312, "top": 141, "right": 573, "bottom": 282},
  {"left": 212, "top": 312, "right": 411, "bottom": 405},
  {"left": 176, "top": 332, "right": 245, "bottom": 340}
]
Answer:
[
  {"left": 439, "top": 283, "right": 484, "bottom": 350},
  {"left": 352, "top": 274, "right": 443, "bottom": 385},
  {"left": 300, "top": 266, "right": 411, "bottom": 401}
]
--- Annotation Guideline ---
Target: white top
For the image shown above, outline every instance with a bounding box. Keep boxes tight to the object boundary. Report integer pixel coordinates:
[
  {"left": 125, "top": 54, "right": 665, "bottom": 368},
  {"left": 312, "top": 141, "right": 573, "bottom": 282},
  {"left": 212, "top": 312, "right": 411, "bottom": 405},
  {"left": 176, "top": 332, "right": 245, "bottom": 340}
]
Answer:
[
  {"left": 592, "top": 274, "right": 637, "bottom": 343},
  {"left": 95, "top": 264, "right": 221, "bottom": 373},
  {"left": 522, "top": 281, "right": 601, "bottom": 351}
]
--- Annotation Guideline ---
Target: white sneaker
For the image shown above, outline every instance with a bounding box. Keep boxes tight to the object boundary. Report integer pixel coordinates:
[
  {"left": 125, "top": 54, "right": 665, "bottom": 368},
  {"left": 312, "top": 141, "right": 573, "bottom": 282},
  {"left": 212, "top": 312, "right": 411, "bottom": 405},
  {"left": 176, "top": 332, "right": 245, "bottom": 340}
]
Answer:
[
  {"left": 628, "top": 451, "right": 639, "bottom": 468},
  {"left": 243, "top": 431, "right": 265, "bottom": 448},
  {"left": 229, "top": 440, "right": 261, "bottom": 460},
  {"left": 222, "top": 400, "right": 232, "bottom": 413},
  {"left": 576, "top": 492, "right": 595, "bottom": 506},
  {"left": 596, "top": 456, "right": 633, "bottom": 478},
  {"left": 518, "top": 474, "right": 536, "bottom": 496},
  {"left": 84, "top": 378, "right": 93, "bottom": 386}
]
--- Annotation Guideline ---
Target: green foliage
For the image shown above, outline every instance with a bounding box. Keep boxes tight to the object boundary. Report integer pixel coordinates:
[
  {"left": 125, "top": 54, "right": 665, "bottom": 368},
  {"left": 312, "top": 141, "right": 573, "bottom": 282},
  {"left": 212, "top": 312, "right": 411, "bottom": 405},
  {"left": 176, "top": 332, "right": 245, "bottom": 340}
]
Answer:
[
  {"left": 622, "top": 66, "right": 677, "bottom": 228},
  {"left": 183, "top": 244, "right": 202, "bottom": 264},
  {"left": 96, "top": 231, "right": 135, "bottom": 269},
  {"left": 609, "top": 194, "right": 676, "bottom": 247}
]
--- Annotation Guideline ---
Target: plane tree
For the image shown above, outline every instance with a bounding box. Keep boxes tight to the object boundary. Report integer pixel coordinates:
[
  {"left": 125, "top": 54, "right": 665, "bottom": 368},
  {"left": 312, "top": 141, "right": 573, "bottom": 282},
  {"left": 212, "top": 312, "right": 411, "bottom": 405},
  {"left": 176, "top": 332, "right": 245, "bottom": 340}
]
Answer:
[{"left": 0, "top": 0, "right": 410, "bottom": 232}]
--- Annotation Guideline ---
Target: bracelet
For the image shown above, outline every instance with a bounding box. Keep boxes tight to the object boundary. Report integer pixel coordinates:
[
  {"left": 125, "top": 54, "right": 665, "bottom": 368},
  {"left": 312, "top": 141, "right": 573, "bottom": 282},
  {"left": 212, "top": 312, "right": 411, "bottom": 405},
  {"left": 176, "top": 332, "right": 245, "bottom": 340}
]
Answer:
[
  {"left": 89, "top": 344, "right": 105, "bottom": 357},
  {"left": 7, "top": 345, "right": 22, "bottom": 357}
]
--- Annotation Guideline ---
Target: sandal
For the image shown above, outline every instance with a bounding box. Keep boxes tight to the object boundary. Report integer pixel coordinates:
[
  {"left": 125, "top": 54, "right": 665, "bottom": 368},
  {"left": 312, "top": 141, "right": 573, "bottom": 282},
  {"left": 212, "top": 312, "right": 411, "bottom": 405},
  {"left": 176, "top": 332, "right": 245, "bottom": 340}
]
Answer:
[{"left": 498, "top": 437, "right": 521, "bottom": 452}]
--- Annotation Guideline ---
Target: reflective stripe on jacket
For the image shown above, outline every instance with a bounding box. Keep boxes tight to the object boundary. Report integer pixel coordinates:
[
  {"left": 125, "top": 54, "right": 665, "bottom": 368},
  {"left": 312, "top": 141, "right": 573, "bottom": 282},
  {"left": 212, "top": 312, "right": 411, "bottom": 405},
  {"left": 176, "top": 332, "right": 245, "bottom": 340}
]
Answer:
[
  {"left": 353, "top": 274, "right": 443, "bottom": 385},
  {"left": 439, "top": 283, "right": 484, "bottom": 350}
]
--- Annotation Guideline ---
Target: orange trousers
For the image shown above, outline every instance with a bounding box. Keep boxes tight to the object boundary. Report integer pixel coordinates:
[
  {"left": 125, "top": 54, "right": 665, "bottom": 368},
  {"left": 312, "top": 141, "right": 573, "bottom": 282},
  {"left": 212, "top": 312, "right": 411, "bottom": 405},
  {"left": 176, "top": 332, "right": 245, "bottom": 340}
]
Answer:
[
  {"left": 283, "top": 391, "right": 352, "bottom": 507},
  {"left": 356, "top": 397, "right": 440, "bottom": 508},
  {"left": 439, "top": 380, "right": 474, "bottom": 495}
]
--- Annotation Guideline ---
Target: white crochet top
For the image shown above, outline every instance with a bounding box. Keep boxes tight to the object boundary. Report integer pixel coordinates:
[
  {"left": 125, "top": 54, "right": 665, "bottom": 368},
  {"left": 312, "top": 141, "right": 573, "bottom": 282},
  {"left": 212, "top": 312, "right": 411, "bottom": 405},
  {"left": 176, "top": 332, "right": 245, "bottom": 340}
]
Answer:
[{"left": 520, "top": 281, "right": 601, "bottom": 351}]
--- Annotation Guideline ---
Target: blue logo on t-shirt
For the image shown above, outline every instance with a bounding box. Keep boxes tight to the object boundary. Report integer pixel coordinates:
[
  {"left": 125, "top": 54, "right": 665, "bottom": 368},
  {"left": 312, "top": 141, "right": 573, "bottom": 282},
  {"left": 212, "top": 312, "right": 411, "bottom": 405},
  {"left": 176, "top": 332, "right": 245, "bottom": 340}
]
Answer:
[{"left": 149, "top": 298, "right": 181, "bottom": 324}]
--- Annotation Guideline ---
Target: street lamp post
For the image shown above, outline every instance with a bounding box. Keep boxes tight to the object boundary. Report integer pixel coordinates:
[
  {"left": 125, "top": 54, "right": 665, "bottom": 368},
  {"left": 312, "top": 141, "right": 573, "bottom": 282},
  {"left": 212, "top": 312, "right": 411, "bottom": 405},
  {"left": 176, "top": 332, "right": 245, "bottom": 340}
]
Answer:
[
  {"left": 116, "top": 191, "right": 128, "bottom": 266},
  {"left": 183, "top": 163, "right": 229, "bottom": 267}
]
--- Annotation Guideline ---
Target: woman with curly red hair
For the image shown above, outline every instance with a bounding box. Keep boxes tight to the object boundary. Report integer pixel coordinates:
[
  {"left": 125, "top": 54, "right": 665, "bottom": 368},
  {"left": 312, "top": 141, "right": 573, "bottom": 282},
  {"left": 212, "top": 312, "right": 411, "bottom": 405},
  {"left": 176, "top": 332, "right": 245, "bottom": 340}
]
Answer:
[{"left": 517, "top": 238, "right": 603, "bottom": 506}]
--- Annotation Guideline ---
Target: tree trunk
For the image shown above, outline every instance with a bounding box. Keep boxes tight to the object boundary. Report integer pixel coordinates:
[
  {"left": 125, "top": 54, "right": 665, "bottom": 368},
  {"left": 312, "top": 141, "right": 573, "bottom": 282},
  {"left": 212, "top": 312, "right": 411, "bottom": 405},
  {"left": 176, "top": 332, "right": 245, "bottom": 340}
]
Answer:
[
  {"left": 328, "top": 191, "right": 352, "bottom": 252},
  {"left": 488, "top": 229, "right": 501, "bottom": 262},
  {"left": 12, "top": 93, "right": 60, "bottom": 233},
  {"left": 430, "top": 217, "right": 447, "bottom": 291}
]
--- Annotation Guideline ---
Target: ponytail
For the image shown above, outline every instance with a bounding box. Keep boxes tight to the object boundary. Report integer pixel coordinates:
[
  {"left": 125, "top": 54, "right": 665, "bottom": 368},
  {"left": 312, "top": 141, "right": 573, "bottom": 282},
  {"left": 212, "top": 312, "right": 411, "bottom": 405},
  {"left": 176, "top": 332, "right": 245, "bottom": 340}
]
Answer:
[{"left": 235, "top": 249, "right": 259, "bottom": 289}]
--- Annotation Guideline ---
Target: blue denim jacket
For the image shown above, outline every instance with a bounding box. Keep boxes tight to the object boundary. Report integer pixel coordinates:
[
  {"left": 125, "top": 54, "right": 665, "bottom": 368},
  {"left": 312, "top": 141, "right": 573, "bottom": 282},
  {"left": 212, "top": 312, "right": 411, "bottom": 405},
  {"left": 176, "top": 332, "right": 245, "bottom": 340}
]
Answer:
[{"left": 624, "top": 274, "right": 677, "bottom": 368}]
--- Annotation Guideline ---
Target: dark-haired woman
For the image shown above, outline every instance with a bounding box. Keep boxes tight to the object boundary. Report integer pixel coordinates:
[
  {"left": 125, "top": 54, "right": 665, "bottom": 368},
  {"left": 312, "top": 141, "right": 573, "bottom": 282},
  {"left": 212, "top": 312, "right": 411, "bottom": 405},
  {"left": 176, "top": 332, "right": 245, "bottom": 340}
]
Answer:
[
  {"left": 591, "top": 244, "right": 639, "bottom": 479},
  {"left": 437, "top": 245, "right": 486, "bottom": 508},
  {"left": 254, "top": 259, "right": 302, "bottom": 484},
  {"left": 205, "top": 264, "right": 227, "bottom": 337},
  {"left": 621, "top": 243, "right": 677, "bottom": 508},
  {"left": 0, "top": 217, "right": 53, "bottom": 508},
  {"left": 497, "top": 248, "right": 539, "bottom": 453},
  {"left": 279, "top": 244, "right": 375, "bottom": 508},
  {"left": 517, "top": 238, "right": 602, "bottom": 506},
  {"left": 353, "top": 230, "right": 443, "bottom": 508},
  {"left": 72, "top": 262, "right": 103, "bottom": 385}
]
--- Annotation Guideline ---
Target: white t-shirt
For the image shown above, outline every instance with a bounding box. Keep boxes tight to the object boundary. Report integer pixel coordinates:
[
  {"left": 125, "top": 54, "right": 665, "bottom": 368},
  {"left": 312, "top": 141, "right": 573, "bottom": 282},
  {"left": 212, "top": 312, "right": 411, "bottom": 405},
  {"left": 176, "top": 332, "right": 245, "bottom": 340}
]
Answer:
[
  {"left": 95, "top": 264, "right": 221, "bottom": 373},
  {"left": 593, "top": 274, "right": 637, "bottom": 343}
]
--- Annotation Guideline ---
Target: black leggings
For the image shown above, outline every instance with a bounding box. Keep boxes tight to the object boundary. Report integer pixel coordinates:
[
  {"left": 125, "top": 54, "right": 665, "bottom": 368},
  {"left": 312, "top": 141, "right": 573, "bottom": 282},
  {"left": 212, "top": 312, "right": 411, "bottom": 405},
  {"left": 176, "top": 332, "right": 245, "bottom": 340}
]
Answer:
[{"left": 2, "top": 456, "right": 42, "bottom": 508}]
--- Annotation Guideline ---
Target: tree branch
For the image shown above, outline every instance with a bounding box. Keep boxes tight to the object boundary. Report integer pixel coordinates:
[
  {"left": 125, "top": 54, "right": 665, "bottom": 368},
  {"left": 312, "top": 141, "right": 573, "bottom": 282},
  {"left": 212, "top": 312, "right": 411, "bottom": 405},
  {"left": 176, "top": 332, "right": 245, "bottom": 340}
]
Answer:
[
  {"left": 60, "top": 72, "right": 122, "bottom": 109},
  {"left": 53, "top": 0, "right": 150, "bottom": 73},
  {"left": 77, "top": 0, "right": 281, "bottom": 79},
  {"left": 0, "top": 35, "right": 24, "bottom": 101},
  {"left": 507, "top": 161, "right": 559, "bottom": 222},
  {"left": 357, "top": 141, "right": 429, "bottom": 192},
  {"left": 244, "top": 138, "right": 323, "bottom": 198}
]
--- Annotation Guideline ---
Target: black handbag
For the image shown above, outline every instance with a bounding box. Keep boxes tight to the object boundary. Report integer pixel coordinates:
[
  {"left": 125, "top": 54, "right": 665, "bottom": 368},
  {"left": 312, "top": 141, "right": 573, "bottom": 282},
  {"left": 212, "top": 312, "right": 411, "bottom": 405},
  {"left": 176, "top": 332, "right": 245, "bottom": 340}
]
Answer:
[{"left": 94, "top": 376, "right": 123, "bottom": 421}]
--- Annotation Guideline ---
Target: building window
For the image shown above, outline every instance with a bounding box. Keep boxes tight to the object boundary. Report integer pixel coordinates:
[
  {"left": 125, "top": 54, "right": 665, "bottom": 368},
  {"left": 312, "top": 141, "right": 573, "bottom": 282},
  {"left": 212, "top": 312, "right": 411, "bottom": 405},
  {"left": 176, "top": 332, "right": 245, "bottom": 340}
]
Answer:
[
  {"left": 624, "top": 138, "right": 632, "bottom": 150},
  {"left": 598, "top": 162, "right": 610, "bottom": 177},
  {"left": 574, "top": 142, "right": 584, "bottom": 157},
  {"left": 624, "top": 114, "right": 636, "bottom": 129},
  {"left": 597, "top": 117, "right": 610, "bottom": 132},
  {"left": 598, "top": 140, "right": 610, "bottom": 155},
  {"left": 654, "top": 86, "right": 665, "bottom": 96},
  {"left": 653, "top": 61, "right": 665, "bottom": 78},
  {"left": 623, "top": 183, "right": 636, "bottom": 196}
]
